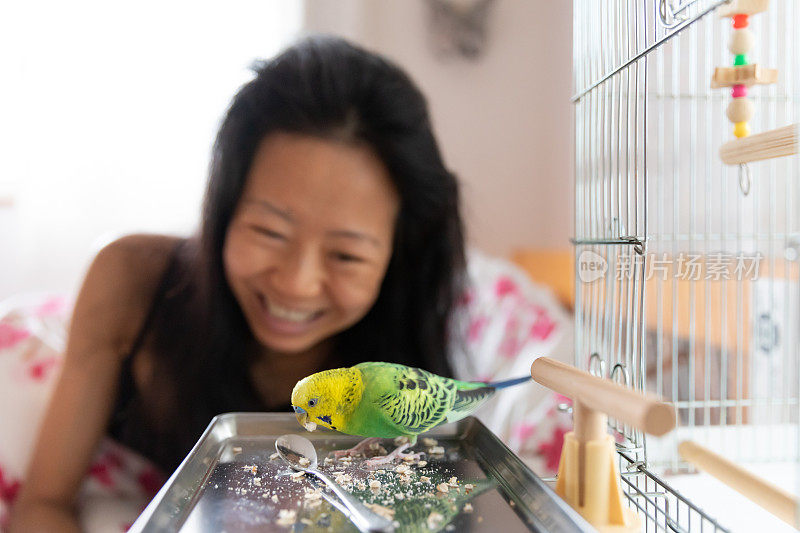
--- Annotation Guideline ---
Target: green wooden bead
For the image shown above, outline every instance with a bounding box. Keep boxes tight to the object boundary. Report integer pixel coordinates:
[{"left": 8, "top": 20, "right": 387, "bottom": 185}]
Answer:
[{"left": 734, "top": 54, "right": 748, "bottom": 66}]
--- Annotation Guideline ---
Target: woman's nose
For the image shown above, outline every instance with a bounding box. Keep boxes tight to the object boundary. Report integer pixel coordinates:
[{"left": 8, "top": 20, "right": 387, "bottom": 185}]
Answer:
[{"left": 272, "top": 248, "right": 324, "bottom": 298}]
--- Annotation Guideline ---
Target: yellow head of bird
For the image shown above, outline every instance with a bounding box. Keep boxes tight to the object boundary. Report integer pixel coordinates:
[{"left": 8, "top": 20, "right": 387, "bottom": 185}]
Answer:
[{"left": 290, "top": 367, "right": 363, "bottom": 433}]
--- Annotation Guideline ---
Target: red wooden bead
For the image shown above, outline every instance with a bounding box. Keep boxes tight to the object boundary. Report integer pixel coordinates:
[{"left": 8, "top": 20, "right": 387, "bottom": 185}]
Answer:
[
  {"left": 733, "top": 14, "right": 749, "bottom": 28},
  {"left": 732, "top": 84, "right": 748, "bottom": 98}
]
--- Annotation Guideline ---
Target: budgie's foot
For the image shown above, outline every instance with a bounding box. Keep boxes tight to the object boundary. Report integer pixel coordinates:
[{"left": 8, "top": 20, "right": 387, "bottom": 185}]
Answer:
[
  {"left": 332, "top": 437, "right": 383, "bottom": 459},
  {"left": 363, "top": 443, "right": 424, "bottom": 467}
]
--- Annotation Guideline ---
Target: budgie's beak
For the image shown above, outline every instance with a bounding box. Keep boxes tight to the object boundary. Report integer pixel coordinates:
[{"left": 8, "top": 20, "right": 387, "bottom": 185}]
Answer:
[{"left": 292, "top": 405, "right": 317, "bottom": 432}]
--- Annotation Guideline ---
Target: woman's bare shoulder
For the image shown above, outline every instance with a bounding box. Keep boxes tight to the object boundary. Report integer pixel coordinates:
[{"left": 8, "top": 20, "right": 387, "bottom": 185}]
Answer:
[
  {"left": 95, "top": 233, "right": 182, "bottom": 275},
  {"left": 67, "top": 234, "right": 184, "bottom": 361}
]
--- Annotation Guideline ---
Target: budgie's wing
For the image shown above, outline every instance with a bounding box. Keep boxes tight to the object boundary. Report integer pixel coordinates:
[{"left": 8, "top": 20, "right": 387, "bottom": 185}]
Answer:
[
  {"left": 357, "top": 362, "right": 457, "bottom": 435},
  {"left": 447, "top": 385, "right": 496, "bottom": 423}
]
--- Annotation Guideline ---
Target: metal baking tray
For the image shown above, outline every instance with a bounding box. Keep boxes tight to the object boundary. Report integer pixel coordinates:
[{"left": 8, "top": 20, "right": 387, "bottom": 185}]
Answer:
[{"left": 129, "top": 413, "right": 591, "bottom": 532}]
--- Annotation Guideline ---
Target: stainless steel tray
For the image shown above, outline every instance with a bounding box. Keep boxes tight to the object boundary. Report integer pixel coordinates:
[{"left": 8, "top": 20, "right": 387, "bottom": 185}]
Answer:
[{"left": 129, "top": 413, "right": 591, "bottom": 532}]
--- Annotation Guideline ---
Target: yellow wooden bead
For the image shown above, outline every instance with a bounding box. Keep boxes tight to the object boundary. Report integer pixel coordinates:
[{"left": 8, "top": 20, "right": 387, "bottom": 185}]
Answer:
[
  {"left": 728, "top": 28, "right": 755, "bottom": 55},
  {"left": 734, "top": 121, "right": 750, "bottom": 138},
  {"left": 727, "top": 97, "right": 754, "bottom": 123}
]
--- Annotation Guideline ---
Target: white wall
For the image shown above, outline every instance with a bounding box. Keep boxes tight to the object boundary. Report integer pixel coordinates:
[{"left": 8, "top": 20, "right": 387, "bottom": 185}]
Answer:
[
  {"left": 304, "top": 0, "right": 574, "bottom": 256},
  {"left": 0, "top": 0, "right": 574, "bottom": 299},
  {"left": 0, "top": 1, "right": 303, "bottom": 299}
]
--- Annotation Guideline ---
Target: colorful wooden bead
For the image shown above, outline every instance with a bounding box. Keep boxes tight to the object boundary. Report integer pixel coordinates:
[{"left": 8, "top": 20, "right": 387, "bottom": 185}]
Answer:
[
  {"left": 728, "top": 29, "right": 754, "bottom": 55},
  {"left": 734, "top": 54, "right": 748, "bottom": 66},
  {"left": 734, "top": 121, "right": 751, "bottom": 138},
  {"left": 733, "top": 14, "right": 749, "bottom": 28},
  {"left": 731, "top": 84, "right": 748, "bottom": 98},
  {"left": 727, "top": 97, "right": 754, "bottom": 123}
]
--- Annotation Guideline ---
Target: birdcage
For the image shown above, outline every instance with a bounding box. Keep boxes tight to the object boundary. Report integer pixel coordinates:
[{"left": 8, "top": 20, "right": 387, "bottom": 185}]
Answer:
[{"left": 572, "top": 0, "right": 800, "bottom": 530}]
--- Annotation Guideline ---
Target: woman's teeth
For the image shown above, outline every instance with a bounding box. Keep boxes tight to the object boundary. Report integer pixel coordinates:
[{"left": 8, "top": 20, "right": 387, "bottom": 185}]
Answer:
[{"left": 266, "top": 299, "right": 318, "bottom": 322}]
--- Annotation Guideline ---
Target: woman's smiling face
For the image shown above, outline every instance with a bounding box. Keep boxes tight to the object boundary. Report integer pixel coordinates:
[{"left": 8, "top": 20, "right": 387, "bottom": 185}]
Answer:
[{"left": 223, "top": 132, "right": 399, "bottom": 355}]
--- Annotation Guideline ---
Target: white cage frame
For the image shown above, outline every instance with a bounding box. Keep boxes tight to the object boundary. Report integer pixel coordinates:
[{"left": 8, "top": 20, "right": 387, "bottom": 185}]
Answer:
[{"left": 572, "top": 0, "right": 800, "bottom": 530}]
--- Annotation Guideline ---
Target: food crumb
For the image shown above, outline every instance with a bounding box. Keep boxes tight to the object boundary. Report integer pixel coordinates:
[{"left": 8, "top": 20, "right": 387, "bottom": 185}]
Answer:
[
  {"left": 510, "top": 500, "right": 516, "bottom": 507},
  {"left": 253, "top": 477, "right": 261, "bottom": 486},
  {"left": 448, "top": 476, "right": 458, "bottom": 487},
  {"left": 477, "top": 516, "right": 484, "bottom": 523},
  {"left": 421, "top": 437, "right": 438, "bottom": 447},
  {"left": 463, "top": 503, "right": 474, "bottom": 513},
  {"left": 426, "top": 511, "right": 444, "bottom": 530},
  {"left": 298, "top": 457, "right": 310, "bottom": 467},
  {"left": 290, "top": 471, "right": 305, "bottom": 481},
  {"left": 402, "top": 454, "right": 416, "bottom": 463},
  {"left": 420, "top": 476, "right": 431, "bottom": 483},
  {"left": 395, "top": 464, "right": 410, "bottom": 474},
  {"left": 300, "top": 518, "right": 314, "bottom": 526},
  {"left": 417, "top": 460, "right": 428, "bottom": 467},
  {"left": 276, "top": 509, "right": 297, "bottom": 527},
  {"left": 369, "top": 479, "right": 382, "bottom": 489},
  {"left": 436, "top": 483, "right": 449, "bottom": 493},
  {"left": 428, "top": 446, "right": 445, "bottom": 455},
  {"left": 271, "top": 494, "right": 279, "bottom": 503},
  {"left": 366, "top": 503, "right": 396, "bottom": 520},
  {"left": 335, "top": 473, "right": 353, "bottom": 485},
  {"left": 232, "top": 446, "right": 243, "bottom": 454},
  {"left": 394, "top": 436, "right": 410, "bottom": 446},
  {"left": 464, "top": 483, "right": 474, "bottom": 492},
  {"left": 395, "top": 492, "right": 405, "bottom": 500},
  {"left": 269, "top": 452, "right": 280, "bottom": 461}
]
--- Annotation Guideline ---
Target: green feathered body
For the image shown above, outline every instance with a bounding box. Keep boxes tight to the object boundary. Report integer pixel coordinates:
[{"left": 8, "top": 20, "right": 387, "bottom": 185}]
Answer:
[{"left": 340, "top": 362, "right": 496, "bottom": 439}]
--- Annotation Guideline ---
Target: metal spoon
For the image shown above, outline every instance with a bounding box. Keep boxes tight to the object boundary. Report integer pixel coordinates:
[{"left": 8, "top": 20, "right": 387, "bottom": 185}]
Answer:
[{"left": 275, "top": 434, "right": 396, "bottom": 533}]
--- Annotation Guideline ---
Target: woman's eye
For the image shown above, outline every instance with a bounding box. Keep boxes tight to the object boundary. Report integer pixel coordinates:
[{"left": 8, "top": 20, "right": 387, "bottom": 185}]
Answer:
[
  {"left": 252, "top": 226, "right": 285, "bottom": 240},
  {"left": 332, "top": 252, "right": 364, "bottom": 263}
]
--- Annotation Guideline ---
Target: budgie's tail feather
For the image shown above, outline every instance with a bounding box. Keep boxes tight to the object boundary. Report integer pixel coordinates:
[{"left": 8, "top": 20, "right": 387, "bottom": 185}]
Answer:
[
  {"left": 486, "top": 375, "right": 531, "bottom": 389},
  {"left": 444, "top": 376, "right": 531, "bottom": 425}
]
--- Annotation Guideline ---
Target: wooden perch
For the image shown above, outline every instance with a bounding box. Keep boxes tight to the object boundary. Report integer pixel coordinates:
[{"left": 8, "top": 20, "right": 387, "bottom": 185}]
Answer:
[
  {"left": 531, "top": 357, "right": 675, "bottom": 531},
  {"left": 679, "top": 440, "right": 799, "bottom": 527},
  {"left": 718, "top": 0, "right": 770, "bottom": 18},
  {"left": 711, "top": 64, "right": 778, "bottom": 88},
  {"left": 530, "top": 357, "right": 675, "bottom": 436},
  {"left": 720, "top": 123, "right": 798, "bottom": 165}
]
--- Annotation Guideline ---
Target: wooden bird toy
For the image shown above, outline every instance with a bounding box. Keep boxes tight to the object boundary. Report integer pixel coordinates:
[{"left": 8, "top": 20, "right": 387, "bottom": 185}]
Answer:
[{"left": 712, "top": 0, "right": 798, "bottom": 173}]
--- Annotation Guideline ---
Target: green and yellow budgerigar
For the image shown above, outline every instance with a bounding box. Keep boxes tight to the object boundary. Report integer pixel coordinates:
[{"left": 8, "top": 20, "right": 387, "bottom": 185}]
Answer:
[{"left": 291, "top": 361, "right": 531, "bottom": 462}]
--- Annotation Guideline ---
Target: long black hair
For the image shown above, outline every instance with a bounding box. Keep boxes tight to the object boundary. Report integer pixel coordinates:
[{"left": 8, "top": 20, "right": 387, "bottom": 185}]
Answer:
[{"left": 118, "top": 36, "right": 466, "bottom": 472}]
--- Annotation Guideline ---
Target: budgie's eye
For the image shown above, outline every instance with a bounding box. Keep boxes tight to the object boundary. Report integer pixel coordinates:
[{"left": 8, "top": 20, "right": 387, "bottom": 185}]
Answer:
[{"left": 308, "top": 398, "right": 318, "bottom": 407}]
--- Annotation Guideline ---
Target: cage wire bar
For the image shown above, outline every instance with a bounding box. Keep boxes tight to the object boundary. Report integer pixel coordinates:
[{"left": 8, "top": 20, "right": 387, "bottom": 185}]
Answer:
[{"left": 572, "top": 0, "right": 800, "bottom": 531}]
